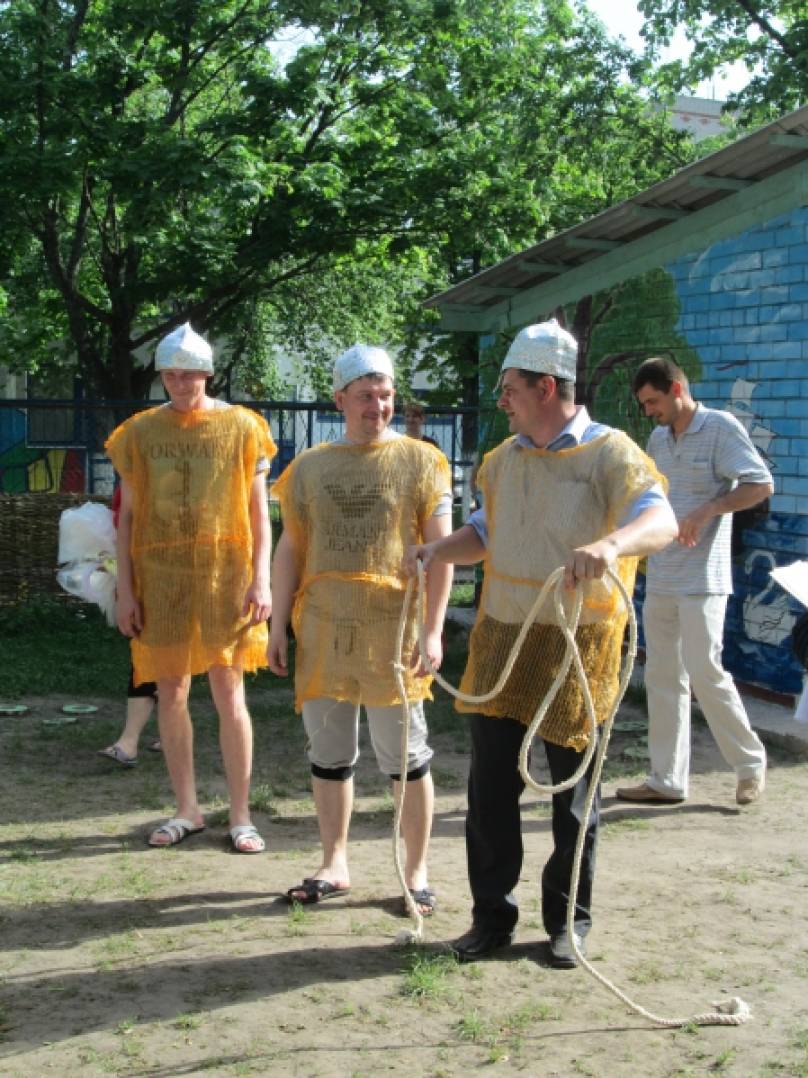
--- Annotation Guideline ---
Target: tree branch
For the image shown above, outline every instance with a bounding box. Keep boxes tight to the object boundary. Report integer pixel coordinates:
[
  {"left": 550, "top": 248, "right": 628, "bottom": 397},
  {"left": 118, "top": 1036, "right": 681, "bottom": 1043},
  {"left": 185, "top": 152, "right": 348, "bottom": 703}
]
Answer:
[
  {"left": 66, "top": 173, "right": 92, "bottom": 281},
  {"left": 62, "top": 0, "right": 90, "bottom": 71},
  {"left": 731, "top": 0, "right": 796, "bottom": 58}
]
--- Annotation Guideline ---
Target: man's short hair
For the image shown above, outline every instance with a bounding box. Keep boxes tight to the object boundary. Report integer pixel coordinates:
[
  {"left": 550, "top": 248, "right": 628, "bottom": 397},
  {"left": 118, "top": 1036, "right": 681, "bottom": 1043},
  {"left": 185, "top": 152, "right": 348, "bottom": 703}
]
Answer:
[
  {"left": 519, "top": 370, "right": 575, "bottom": 402},
  {"left": 404, "top": 401, "right": 426, "bottom": 417},
  {"left": 632, "top": 357, "right": 688, "bottom": 396}
]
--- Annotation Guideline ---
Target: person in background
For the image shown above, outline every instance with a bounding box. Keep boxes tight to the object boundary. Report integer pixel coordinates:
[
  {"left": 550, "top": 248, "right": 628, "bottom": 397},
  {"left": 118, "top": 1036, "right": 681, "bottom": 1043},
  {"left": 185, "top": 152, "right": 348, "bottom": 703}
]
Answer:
[
  {"left": 97, "top": 482, "right": 160, "bottom": 767},
  {"left": 97, "top": 679, "right": 160, "bottom": 767},
  {"left": 616, "top": 357, "right": 772, "bottom": 807},
  {"left": 404, "top": 400, "right": 440, "bottom": 449}
]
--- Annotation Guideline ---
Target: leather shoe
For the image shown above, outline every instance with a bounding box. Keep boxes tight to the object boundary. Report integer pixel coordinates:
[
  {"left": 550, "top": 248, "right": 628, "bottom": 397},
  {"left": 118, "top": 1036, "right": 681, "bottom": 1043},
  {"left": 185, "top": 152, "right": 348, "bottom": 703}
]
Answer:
[
  {"left": 548, "top": 931, "right": 586, "bottom": 969},
  {"left": 450, "top": 925, "right": 514, "bottom": 963},
  {"left": 736, "top": 774, "right": 765, "bottom": 805},
  {"left": 614, "top": 782, "right": 684, "bottom": 804}
]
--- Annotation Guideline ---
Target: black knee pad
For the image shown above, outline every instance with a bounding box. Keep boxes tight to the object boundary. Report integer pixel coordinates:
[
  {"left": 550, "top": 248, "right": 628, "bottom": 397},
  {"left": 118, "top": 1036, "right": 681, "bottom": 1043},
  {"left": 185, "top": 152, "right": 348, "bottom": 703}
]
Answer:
[
  {"left": 388, "top": 761, "right": 430, "bottom": 783},
  {"left": 311, "top": 763, "right": 355, "bottom": 782}
]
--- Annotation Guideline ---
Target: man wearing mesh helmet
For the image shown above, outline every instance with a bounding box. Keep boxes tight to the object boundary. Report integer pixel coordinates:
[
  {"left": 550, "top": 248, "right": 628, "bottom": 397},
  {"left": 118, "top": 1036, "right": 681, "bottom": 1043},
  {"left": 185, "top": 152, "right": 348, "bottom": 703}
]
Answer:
[
  {"left": 268, "top": 344, "right": 453, "bottom": 914},
  {"left": 107, "top": 323, "right": 275, "bottom": 853},
  {"left": 406, "top": 319, "right": 677, "bottom": 966}
]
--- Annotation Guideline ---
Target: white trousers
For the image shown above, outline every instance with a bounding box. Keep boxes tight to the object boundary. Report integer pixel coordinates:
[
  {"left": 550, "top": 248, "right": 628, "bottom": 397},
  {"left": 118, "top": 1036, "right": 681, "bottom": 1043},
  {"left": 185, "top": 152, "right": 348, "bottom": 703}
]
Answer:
[{"left": 642, "top": 592, "right": 766, "bottom": 798}]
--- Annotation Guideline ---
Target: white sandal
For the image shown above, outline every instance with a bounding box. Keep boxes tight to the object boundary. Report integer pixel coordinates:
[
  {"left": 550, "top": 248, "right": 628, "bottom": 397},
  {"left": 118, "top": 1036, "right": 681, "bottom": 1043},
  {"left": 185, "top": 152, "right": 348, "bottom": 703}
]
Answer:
[
  {"left": 229, "top": 824, "right": 265, "bottom": 854},
  {"left": 148, "top": 817, "right": 205, "bottom": 847}
]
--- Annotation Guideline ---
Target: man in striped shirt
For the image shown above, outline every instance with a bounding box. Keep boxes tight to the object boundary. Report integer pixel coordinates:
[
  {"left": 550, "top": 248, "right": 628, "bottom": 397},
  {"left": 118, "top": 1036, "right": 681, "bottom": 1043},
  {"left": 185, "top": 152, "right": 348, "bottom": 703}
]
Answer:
[{"left": 616, "top": 357, "right": 772, "bottom": 808}]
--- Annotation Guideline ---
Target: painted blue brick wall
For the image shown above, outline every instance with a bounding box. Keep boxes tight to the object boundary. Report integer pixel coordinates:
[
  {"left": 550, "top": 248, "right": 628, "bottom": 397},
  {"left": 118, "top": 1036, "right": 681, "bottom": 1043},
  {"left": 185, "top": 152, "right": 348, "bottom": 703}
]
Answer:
[{"left": 662, "top": 205, "right": 808, "bottom": 694}]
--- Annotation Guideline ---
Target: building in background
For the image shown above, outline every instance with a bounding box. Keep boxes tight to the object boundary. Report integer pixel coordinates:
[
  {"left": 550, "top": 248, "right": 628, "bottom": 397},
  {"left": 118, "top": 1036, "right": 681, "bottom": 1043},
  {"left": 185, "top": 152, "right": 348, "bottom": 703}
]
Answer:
[{"left": 424, "top": 105, "right": 808, "bottom": 698}]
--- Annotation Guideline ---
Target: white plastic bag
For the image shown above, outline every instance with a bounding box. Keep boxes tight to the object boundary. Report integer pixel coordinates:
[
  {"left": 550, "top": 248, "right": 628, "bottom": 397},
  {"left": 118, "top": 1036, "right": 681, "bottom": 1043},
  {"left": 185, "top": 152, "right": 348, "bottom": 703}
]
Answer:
[
  {"left": 57, "top": 501, "right": 116, "bottom": 564},
  {"left": 56, "top": 561, "right": 117, "bottom": 626},
  {"left": 56, "top": 502, "right": 118, "bottom": 625}
]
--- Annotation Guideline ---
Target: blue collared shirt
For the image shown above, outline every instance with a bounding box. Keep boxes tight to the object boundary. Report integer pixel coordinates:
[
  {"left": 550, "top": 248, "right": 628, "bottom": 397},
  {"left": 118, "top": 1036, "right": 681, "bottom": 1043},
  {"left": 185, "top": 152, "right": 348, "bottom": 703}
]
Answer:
[{"left": 467, "top": 407, "right": 667, "bottom": 545}]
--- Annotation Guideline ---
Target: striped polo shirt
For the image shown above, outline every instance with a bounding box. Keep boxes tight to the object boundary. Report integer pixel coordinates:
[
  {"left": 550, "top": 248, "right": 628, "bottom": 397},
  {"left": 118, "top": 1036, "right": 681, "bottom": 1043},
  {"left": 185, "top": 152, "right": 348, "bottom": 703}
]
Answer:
[{"left": 645, "top": 405, "right": 772, "bottom": 596}]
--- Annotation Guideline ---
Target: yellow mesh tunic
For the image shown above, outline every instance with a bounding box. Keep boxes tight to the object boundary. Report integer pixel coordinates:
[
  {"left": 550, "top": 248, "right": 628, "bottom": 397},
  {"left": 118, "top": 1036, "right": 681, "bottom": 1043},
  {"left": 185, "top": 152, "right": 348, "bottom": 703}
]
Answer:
[
  {"left": 273, "top": 437, "right": 451, "bottom": 710},
  {"left": 105, "top": 404, "right": 276, "bottom": 685},
  {"left": 457, "top": 431, "right": 665, "bottom": 749}
]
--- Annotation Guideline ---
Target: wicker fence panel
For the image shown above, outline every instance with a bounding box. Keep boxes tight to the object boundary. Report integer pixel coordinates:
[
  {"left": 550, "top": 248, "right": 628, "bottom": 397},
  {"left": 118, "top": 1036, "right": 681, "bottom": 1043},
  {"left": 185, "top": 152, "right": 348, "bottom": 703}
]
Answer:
[{"left": 0, "top": 493, "right": 111, "bottom": 605}]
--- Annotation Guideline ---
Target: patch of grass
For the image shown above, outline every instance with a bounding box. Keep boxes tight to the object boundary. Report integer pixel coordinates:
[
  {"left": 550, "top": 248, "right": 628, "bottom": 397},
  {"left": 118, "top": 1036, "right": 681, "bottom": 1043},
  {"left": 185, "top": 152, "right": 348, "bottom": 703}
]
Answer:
[
  {"left": 629, "top": 958, "right": 665, "bottom": 985},
  {"left": 286, "top": 900, "right": 310, "bottom": 936},
  {"left": 9, "top": 847, "right": 39, "bottom": 863},
  {"left": 0, "top": 599, "right": 129, "bottom": 697},
  {"left": 249, "top": 783, "right": 277, "bottom": 815},
  {"left": 449, "top": 582, "right": 475, "bottom": 607},
  {"left": 702, "top": 965, "right": 727, "bottom": 982},
  {"left": 0, "top": 1003, "right": 12, "bottom": 1043},
  {"left": 97, "top": 929, "right": 142, "bottom": 969},
  {"left": 95, "top": 853, "right": 159, "bottom": 900},
  {"left": 602, "top": 816, "right": 652, "bottom": 834},
  {"left": 399, "top": 951, "right": 458, "bottom": 1001},
  {"left": 709, "top": 1047, "right": 737, "bottom": 1071},
  {"left": 506, "top": 1000, "right": 560, "bottom": 1026},
  {"left": 456, "top": 1010, "right": 488, "bottom": 1041},
  {"left": 173, "top": 1012, "right": 203, "bottom": 1031},
  {"left": 120, "top": 1035, "right": 146, "bottom": 1060},
  {"left": 719, "top": 866, "right": 754, "bottom": 885},
  {"left": 429, "top": 766, "right": 463, "bottom": 789},
  {"left": 205, "top": 803, "right": 231, "bottom": 827},
  {"left": 369, "top": 789, "right": 395, "bottom": 819},
  {"left": 333, "top": 1003, "right": 361, "bottom": 1019}
]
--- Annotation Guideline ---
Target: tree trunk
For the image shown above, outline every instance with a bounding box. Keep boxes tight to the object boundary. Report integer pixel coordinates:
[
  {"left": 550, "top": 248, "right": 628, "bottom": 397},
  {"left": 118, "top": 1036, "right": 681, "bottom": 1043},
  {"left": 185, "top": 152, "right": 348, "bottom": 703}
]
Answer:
[{"left": 458, "top": 332, "right": 480, "bottom": 457}]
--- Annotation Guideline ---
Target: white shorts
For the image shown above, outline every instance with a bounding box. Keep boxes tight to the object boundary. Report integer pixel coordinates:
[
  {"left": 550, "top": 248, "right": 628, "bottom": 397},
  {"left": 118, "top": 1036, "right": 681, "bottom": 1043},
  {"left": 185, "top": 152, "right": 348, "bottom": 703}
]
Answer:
[{"left": 301, "top": 697, "right": 433, "bottom": 778}]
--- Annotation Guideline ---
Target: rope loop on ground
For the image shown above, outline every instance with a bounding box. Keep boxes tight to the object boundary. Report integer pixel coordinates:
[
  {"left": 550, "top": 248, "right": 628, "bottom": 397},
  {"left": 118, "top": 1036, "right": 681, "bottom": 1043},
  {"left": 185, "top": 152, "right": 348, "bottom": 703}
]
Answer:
[{"left": 391, "top": 560, "right": 751, "bottom": 1027}]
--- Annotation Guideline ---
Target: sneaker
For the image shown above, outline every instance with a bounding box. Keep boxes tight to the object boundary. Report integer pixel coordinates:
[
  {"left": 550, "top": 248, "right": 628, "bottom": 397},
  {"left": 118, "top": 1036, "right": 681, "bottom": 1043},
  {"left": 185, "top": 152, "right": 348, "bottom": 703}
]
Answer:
[
  {"left": 614, "top": 783, "right": 684, "bottom": 804},
  {"left": 736, "top": 774, "right": 765, "bottom": 805}
]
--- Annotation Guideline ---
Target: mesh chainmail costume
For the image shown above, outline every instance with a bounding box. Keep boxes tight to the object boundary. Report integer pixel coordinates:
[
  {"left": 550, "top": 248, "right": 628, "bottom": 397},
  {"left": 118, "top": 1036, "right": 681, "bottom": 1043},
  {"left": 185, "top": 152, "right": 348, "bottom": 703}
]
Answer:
[
  {"left": 272, "top": 437, "right": 451, "bottom": 711},
  {"left": 106, "top": 404, "right": 276, "bottom": 685},
  {"left": 457, "top": 431, "right": 665, "bottom": 749}
]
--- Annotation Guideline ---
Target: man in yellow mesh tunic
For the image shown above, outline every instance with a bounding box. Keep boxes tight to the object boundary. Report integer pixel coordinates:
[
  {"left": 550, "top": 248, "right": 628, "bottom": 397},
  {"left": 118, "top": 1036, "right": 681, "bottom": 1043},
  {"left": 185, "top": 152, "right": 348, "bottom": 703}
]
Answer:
[
  {"left": 406, "top": 321, "right": 677, "bottom": 966},
  {"left": 107, "top": 323, "right": 276, "bottom": 852},
  {"left": 268, "top": 345, "right": 453, "bottom": 913}
]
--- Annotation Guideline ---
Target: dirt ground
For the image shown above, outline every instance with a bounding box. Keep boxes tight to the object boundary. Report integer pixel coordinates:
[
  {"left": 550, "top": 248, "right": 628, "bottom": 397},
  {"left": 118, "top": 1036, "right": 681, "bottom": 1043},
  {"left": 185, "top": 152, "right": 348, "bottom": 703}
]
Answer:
[{"left": 1, "top": 683, "right": 808, "bottom": 1078}]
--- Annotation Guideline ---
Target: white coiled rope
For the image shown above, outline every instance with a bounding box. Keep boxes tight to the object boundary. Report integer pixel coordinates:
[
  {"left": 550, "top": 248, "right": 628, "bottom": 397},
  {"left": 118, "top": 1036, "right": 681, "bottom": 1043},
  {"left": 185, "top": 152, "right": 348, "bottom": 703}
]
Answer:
[{"left": 391, "top": 561, "right": 751, "bottom": 1029}]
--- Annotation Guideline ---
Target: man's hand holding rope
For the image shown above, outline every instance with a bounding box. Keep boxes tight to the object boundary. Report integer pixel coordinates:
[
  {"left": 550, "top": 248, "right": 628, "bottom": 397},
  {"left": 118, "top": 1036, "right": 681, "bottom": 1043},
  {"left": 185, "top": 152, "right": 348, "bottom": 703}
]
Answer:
[{"left": 564, "top": 537, "right": 619, "bottom": 590}]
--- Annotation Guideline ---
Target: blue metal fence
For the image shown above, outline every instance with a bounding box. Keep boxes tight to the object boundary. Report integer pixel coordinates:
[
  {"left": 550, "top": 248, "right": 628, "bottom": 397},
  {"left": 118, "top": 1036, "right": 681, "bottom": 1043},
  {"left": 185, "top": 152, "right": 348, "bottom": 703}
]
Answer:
[{"left": 0, "top": 398, "right": 478, "bottom": 496}]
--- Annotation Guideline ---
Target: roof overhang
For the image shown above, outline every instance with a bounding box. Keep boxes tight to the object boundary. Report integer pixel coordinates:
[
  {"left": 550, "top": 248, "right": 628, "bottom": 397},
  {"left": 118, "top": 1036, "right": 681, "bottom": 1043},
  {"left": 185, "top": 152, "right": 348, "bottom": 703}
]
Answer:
[{"left": 425, "top": 106, "right": 808, "bottom": 335}]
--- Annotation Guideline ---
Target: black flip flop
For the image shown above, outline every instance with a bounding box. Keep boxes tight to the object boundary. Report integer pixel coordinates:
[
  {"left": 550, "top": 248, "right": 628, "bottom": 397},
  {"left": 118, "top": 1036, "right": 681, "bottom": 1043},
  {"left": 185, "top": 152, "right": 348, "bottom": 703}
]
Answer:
[
  {"left": 285, "top": 878, "right": 350, "bottom": 904},
  {"left": 407, "top": 887, "right": 436, "bottom": 917}
]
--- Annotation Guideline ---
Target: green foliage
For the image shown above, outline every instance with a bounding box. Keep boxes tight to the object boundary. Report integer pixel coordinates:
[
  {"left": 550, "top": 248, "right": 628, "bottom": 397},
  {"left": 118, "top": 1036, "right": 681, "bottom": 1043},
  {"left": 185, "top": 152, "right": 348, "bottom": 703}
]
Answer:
[
  {"left": 574, "top": 268, "right": 702, "bottom": 440},
  {"left": 638, "top": 0, "right": 808, "bottom": 123},
  {"left": 0, "top": 0, "right": 693, "bottom": 407}
]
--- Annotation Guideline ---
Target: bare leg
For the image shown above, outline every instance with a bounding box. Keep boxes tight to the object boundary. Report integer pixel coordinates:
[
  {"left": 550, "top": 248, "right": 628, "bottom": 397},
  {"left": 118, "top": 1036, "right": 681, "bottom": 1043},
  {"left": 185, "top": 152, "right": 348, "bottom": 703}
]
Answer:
[
  {"left": 208, "top": 665, "right": 261, "bottom": 849},
  {"left": 287, "top": 776, "right": 353, "bottom": 897},
  {"left": 103, "top": 696, "right": 154, "bottom": 759},
  {"left": 394, "top": 772, "right": 435, "bottom": 913},
  {"left": 150, "top": 675, "right": 203, "bottom": 844}
]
